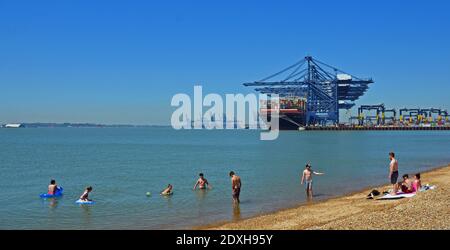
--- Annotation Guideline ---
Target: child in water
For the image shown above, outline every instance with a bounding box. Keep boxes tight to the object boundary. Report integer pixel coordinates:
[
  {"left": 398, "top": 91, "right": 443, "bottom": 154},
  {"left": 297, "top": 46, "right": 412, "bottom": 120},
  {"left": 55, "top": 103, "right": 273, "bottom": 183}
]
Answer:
[
  {"left": 48, "top": 179, "right": 58, "bottom": 195},
  {"left": 79, "top": 186, "right": 93, "bottom": 201},
  {"left": 161, "top": 184, "right": 173, "bottom": 195}
]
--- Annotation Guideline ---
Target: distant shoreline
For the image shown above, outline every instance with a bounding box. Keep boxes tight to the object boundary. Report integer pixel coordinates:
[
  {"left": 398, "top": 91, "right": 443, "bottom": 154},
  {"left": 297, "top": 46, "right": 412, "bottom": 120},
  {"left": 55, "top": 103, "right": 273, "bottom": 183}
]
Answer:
[
  {"left": 0, "top": 123, "right": 171, "bottom": 128},
  {"left": 200, "top": 164, "right": 450, "bottom": 230}
]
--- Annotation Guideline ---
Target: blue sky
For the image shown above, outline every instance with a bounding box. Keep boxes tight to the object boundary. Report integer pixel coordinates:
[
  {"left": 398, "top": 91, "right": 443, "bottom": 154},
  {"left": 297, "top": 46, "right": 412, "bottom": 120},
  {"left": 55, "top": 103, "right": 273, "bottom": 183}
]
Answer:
[{"left": 1, "top": 0, "right": 449, "bottom": 125}]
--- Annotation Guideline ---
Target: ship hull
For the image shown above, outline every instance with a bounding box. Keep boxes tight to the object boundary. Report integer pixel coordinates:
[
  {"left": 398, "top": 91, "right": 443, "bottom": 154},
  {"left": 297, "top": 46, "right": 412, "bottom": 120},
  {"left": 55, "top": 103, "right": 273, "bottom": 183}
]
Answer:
[{"left": 261, "top": 111, "right": 306, "bottom": 130}]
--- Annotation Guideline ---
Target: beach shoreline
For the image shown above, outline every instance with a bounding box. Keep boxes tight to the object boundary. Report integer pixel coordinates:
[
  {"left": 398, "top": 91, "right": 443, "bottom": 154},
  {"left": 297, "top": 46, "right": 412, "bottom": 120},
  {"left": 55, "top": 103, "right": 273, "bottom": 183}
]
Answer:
[{"left": 199, "top": 164, "right": 450, "bottom": 230}]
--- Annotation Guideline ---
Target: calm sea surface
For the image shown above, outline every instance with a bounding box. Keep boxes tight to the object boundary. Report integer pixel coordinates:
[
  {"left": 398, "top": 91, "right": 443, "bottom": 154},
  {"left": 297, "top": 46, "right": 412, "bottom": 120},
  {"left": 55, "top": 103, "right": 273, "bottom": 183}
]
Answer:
[{"left": 0, "top": 127, "right": 449, "bottom": 229}]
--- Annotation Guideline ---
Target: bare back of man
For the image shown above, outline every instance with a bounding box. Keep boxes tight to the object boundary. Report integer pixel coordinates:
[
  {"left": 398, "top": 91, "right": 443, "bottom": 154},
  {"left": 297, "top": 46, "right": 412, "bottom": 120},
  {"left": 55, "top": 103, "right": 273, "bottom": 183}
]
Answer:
[
  {"left": 48, "top": 184, "right": 57, "bottom": 195},
  {"left": 230, "top": 172, "right": 242, "bottom": 204},
  {"left": 197, "top": 178, "right": 208, "bottom": 189}
]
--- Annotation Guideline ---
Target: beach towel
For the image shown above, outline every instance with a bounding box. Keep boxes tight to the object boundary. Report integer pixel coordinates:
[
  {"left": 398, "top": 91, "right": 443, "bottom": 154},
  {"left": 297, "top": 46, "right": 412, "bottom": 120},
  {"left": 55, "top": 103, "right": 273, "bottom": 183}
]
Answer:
[
  {"left": 377, "top": 184, "right": 436, "bottom": 200},
  {"left": 377, "top": 193, "right": 416, "bottom": 200}
]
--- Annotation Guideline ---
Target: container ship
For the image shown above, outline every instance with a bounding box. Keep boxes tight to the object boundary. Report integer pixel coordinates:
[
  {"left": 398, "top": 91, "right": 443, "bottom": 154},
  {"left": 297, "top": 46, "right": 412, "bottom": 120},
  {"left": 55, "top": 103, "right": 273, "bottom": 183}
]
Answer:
[
  {"left": 259, "top": 97, "right": 307, "bottom": 130},
  {"left": 244, "top": 56, "right": 374, "bottom": 129}
]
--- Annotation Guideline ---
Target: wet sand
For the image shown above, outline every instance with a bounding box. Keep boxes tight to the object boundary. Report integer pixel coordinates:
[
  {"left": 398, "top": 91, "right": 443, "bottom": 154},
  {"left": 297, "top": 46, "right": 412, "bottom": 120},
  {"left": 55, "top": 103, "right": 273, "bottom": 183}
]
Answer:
[{"left": 203, "top": 165, "right": 450, "bottom": 230}]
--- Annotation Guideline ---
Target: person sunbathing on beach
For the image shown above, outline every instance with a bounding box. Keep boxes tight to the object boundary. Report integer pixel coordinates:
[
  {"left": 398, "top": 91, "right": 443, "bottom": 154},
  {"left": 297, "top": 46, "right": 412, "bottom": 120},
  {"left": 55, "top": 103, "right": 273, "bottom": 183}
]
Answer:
[
  {"left": 396, "top": 173, "right": 422, "bottom": 194},
  {"left": 193, "top": 173, "right": 211, "bottom": 190},
  {"left": 397, "top": 174, "right": 413, "bottom": 193},
  {"left": 301, "top": 164, "right": 324, "bottom": 197},
  {"left": 48, "top": 179, "right": 58, "bottom": 195},
  {"left": 412, "top": 173, "right": 422, "bottom": 192},
  {"left": 79, "top": 186, "right": 93, "bottom": 201},
  {"left": 161, "top": 184, "right": 173, "bottom": 196}
]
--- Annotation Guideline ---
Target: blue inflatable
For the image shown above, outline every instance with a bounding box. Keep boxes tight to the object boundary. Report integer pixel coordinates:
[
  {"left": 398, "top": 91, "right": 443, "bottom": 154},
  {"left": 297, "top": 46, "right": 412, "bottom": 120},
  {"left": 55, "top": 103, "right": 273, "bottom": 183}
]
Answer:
[
  {"left": 75, "top": 199, "right": 95, "bottom": 205},
  {"left": 40, "top": 187, "right": 63, "bottom": 198}
]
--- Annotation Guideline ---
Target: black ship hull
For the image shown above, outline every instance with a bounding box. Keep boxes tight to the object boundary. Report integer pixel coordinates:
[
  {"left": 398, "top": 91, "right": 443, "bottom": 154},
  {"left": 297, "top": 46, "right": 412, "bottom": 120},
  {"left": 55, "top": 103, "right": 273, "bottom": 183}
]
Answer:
[{"left": 263, "top": 112, "right": 306, "bottom": 130}]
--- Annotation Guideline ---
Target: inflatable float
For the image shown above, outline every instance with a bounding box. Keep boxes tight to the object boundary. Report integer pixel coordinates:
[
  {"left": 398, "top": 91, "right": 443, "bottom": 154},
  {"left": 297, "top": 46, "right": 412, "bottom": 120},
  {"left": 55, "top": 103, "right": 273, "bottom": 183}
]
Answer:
[
  {"left": 75, "top": 199, "right": 95, "bottom": 205},
  {"left": 40, "top": 187, "right": 63, "bottom": 198}
]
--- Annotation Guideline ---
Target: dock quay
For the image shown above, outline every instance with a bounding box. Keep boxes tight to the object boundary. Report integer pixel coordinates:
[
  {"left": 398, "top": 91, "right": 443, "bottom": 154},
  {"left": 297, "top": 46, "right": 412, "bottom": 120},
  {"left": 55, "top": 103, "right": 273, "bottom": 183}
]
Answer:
[{"left": 304, "top": 126, "right": 450, "bottom": 131}]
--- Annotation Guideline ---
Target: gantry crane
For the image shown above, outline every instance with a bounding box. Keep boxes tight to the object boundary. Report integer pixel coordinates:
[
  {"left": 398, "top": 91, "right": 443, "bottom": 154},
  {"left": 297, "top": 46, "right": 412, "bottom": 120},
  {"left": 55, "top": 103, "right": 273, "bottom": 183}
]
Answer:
[{"left": 243, "top": 56, "right": 374, "bottom": 125}]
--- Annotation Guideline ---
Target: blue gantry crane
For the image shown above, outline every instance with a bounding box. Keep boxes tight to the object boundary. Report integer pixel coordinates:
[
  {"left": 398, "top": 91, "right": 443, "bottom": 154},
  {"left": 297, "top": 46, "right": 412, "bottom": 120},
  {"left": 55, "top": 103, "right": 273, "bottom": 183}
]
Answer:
[{"left": 243, "top": 56, "right": 374, "bottom": 125}]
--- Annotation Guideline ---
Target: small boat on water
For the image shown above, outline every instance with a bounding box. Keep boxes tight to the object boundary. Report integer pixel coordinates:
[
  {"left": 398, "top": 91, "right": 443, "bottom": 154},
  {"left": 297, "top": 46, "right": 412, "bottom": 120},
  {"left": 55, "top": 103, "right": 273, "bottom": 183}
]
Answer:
[{"left": 4, "top": 124, "right": 23, "bottom": 128}]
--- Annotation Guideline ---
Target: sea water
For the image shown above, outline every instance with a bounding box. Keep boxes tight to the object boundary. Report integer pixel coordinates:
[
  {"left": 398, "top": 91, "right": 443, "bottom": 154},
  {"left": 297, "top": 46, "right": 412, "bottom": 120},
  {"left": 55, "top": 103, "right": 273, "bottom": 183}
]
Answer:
[{"left": 0, "top": 127, "right": 449, "bottom": 229}]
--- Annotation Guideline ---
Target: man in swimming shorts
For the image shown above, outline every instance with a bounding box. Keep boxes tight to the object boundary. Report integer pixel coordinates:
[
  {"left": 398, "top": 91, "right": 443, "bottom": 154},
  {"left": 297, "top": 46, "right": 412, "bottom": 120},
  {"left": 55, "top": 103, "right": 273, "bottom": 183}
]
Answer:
[
  {"left": 229, "top": 171, "right": 241, "bottom": 204},
  {"left": 301, "top": 164, "right": 324, "bottom": 197},
  {"left": 193, "top": 173, "right": 211, "bottom": 190},
  {"left": 48, "top": 179, "right": 58, "bottom": 195},
  {"left": 388, "top": 152, "right": 399, "bottom": 195}
]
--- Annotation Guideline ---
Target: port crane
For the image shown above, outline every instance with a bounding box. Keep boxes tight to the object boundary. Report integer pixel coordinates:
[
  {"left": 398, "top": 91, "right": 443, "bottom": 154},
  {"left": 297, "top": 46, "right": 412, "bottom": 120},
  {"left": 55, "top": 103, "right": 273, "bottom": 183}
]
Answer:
[
  {"left": 356, "top": 104, "right": 396, "bottom": 126},
  {"left": 399, "top": 108, "right": 449, "bottom": 124},
  {"left": 243, "top": 56, "right": 374, "bottom": 125}
]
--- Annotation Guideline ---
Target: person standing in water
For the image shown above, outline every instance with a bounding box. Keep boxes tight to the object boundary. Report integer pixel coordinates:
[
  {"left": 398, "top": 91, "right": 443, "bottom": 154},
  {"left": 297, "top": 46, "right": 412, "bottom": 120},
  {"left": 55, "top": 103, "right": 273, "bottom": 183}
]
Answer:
[
  {"left": 229, "top": 171, "right": 241, "bottom": 204},
  {"left": 301, "top": 164, "right": 324, "bottom": 197},
  {"left": 388, "top": 152, "right": 399, "bottom": 194},
  {"left": 48, "top": 179, "right": 58, "bottom": 195},
  {"left": 193, "top": 173, "right": 212, "bottom": 190}
]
